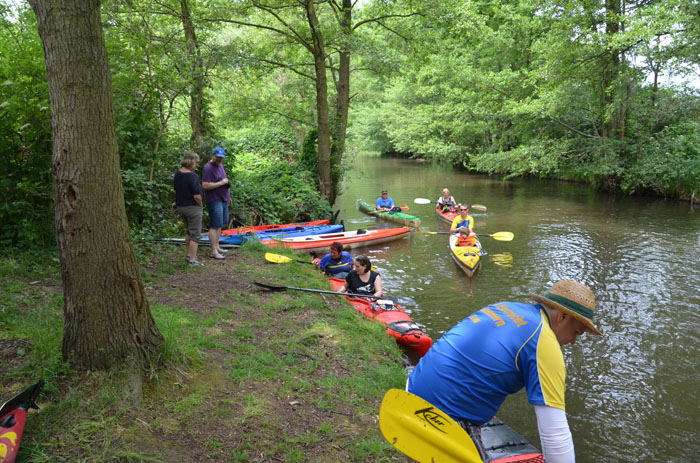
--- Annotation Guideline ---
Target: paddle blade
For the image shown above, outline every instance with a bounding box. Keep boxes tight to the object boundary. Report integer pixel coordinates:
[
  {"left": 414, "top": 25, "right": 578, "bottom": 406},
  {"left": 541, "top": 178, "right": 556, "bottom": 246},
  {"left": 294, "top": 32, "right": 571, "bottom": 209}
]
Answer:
[
  {"left": 265, "top": 252, "right": 293, "bottom": 263},
  {"left": 490, "top": 231, "right": 514, "bottom": 241},
  {"left": 379, "top": 389, "right": 482, "bottom": 463},
  {"left": 413, "top": 230, "right": 438, "bottom": 235},
  {"left": 470, "top": 204, "right": 487, "bottom": 212},
  {"left": 413, "top": 198, "right": 432, "bottom": 204},
  {"left": 400, "top": 204, "right": 409, "bottom": 211}
]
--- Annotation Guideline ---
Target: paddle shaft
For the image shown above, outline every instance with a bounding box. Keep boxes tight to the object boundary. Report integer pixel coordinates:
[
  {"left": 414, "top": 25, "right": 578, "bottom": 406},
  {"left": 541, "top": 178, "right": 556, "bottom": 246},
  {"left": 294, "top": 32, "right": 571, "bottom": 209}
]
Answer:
[{"left": 254, "top": 282, "right": 386, "bottom": 300}]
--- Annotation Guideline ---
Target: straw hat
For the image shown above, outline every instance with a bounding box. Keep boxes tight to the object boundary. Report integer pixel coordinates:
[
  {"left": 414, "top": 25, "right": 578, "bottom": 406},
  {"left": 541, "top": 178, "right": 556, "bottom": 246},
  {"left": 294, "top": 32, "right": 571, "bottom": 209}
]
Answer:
[{"left": 531, "top": 280, "right": 602, "bottom": 335}]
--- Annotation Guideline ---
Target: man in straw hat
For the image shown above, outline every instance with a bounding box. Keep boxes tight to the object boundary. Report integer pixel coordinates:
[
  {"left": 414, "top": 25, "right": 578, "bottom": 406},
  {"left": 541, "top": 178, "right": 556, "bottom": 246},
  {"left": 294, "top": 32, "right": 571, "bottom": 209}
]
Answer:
[{"left": 408, "top": 280, "right": 602, "bottom": 462}]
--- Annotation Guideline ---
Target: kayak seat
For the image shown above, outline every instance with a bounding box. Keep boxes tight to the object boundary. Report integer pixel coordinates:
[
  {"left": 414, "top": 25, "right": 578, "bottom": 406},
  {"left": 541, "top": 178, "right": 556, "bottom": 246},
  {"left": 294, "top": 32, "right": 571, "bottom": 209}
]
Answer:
[{"left": 356, "top": 229, "right": 367, "bottom": 234}]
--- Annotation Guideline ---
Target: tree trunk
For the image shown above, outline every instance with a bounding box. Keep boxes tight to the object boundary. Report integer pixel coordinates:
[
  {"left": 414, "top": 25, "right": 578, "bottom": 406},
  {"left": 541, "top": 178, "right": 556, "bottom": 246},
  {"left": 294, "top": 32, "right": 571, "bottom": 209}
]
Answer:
[
  {"left": 180, "top": 0, "right": 206, "bottom": 150},
  {"left": 305, "top": 0, "right": 333, "bottom": 201},
  {"left": 603, "top": 0, "right": 622, "bottom": 139},
  {"left": 329, "top": 0, "right": 352, "bottom": 204},
  {"left": 28, "top": 0, "right": 164, "bottom": 370}
]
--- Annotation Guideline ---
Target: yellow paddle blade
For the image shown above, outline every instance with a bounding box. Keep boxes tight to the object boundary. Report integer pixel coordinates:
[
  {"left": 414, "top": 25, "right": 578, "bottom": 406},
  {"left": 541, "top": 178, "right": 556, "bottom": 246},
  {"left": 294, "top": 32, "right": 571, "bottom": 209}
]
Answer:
[
  {"left": 264, "top": 252, "right": 292, "bottom": 263},
  {"left": 490, "top": 231, "right": 514, "bottom": 241},
  {"left": 413, "top": 230, "right": 438, "bottom": 235},
  {"left": 379, "top": 389, "right": 483, "bottom": 463}
]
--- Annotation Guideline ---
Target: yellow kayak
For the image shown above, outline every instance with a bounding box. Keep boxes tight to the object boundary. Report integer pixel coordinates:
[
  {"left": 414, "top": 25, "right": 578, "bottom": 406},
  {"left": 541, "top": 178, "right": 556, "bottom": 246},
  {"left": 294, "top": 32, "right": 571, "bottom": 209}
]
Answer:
[{"left": 449, "top": 235, "right": 483, "bottom": 278}]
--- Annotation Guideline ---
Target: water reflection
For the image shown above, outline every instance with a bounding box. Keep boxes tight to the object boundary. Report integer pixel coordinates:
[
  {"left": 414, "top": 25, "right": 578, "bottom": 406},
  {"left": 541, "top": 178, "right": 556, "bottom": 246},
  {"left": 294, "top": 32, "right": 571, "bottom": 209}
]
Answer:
[{"left": 334, "top": 154, "right": 700, "bottom": 463}]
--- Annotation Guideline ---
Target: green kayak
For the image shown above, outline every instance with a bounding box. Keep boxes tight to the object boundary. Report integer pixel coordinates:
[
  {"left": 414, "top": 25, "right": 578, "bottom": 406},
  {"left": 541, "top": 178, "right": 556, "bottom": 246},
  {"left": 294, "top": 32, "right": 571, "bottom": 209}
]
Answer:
[{"left": 357, "top": 199, "right": 421, "bottom": 228}]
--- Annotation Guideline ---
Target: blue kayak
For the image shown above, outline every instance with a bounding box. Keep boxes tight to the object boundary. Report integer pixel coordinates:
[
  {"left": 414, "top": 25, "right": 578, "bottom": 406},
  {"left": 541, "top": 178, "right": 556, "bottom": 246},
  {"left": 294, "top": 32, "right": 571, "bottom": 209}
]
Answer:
[{"left": 206, "top": 223, "right": 345, "bottom": 245}]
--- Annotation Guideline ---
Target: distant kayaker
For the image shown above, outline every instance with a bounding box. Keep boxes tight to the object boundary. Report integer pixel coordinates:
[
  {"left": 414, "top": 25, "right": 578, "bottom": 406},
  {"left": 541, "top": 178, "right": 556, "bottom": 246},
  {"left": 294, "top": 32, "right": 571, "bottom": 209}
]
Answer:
[
  {"left": 436, "top": 188, "right": 457, "bottom": 212},
  {"left": 450, "top": 204, "right": 474, "bottom": 234},
  {"left": 408, "top": 280, "right": 603, "bottom": 463},
  {"left": 456, "top": 226, "right": 477, "bottom": 247},
  {"left": 339, "top": 255, "right": 383, "bottom": 298},
  {"left": 173, "top": 151, "right": 204, "bottom": 266},
  {"left": 375, "top": 190, "right": 397, "bottom": 212},
  {"left": 314, "top": 242, "right": 353, "bottom": 278},
  {"left": 202, "top": 146, "right": 232, "bottom": 259}
]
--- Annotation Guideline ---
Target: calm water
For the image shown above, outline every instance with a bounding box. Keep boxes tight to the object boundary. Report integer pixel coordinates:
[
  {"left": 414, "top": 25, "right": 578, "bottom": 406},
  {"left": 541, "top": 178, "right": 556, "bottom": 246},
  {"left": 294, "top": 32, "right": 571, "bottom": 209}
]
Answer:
[{"left": 333, "top": 154, "right": 700, "bottom": 462}]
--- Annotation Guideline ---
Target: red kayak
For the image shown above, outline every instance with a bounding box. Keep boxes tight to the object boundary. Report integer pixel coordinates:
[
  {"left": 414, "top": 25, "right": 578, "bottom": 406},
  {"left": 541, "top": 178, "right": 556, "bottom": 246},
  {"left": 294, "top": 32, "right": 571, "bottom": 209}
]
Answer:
[
  {"left": 328, "top": 278, "right": 432, "bottom": 357},
  {"left": 221, "top": 219, "right": 330, "bottom": 236},
  {"left": 0, "top": 381, "right": 43, "bottom": 463},
  {"left": 436, "top": 207, "right": 458, "bottom": 226},
  {"left": 262, "top": 227, "right": 412, "bottom": 253}
]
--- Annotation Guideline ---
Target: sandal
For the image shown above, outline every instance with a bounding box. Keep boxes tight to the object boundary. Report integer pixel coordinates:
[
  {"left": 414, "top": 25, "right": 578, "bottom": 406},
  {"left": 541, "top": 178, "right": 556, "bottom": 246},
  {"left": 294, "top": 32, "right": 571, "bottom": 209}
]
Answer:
[{"left": 189, "top": 259, "right": 204, "bottom": 266}]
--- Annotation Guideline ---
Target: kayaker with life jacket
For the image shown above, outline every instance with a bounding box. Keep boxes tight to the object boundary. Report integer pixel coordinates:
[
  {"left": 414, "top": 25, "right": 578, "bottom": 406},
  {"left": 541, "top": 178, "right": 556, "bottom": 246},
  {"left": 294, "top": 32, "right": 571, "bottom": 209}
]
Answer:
[
  {"left": 436, "top": 188, "right": 457, "bottom": 212},
  {"left": 338, "top": 255, "right": 383, "bottom": 298},
  {"left": 375, "top": 190, "right": 401, "bottom": 213},
  {"left": 313, "top": 242, "right": 353, "bottom": 278},
  {"left": 450, "top": 204, "right": 475, "bottom": 235},
  {"left": 408, "top": 280, "right": 603, "bottom": 463},
  {"left": 456, "top": 226, "right": 477, "bottom": 247}
]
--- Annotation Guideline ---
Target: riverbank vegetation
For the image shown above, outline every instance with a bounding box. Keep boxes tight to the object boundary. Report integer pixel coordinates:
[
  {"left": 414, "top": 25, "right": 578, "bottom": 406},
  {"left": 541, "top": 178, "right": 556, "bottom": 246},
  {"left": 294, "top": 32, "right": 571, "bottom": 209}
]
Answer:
[{"left": 0, "top": 244, "right": 412, "bottom": 462}]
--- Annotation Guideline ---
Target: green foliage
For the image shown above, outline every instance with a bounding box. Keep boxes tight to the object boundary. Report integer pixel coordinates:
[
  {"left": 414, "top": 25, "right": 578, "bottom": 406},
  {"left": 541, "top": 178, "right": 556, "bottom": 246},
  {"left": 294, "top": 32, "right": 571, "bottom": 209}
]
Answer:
[{"left": 299, "top": 128, "right": 318, "bottom": 176}]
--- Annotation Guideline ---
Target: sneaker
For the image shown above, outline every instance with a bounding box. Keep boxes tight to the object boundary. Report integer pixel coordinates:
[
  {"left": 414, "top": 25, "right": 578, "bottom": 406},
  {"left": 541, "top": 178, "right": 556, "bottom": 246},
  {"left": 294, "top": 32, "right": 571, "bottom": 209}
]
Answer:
[
  {"left": 189, "top": 259, "right": 204, "bottom": 266},
  {"left": 209, "top": 252, "right": 225, "bottom": 259},
  {"left": 183, "top": 256, "right": 191, "bottom": 263},
  {"left": 217, "top": 248, "right": 229, "bottom": 254}
]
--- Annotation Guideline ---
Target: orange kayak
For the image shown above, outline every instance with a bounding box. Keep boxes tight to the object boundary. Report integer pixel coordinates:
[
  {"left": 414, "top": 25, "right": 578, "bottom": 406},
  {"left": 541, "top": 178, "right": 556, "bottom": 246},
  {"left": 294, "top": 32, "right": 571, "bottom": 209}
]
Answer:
[{"left": 263, "top": 227, "right": 411, "bottom": 253}]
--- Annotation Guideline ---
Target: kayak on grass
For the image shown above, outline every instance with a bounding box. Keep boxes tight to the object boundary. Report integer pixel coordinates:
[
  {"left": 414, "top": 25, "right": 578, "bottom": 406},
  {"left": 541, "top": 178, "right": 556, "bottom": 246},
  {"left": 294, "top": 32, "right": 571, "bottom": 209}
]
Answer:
[
  {"left": 449, "top": 234, "right": 484, "bottom": 278},
  {"left": 0, "top": 380, "right": 44, "bottom": 463},
  {"left": 211, "top": 223, "right": 345, "bottom": 245},
  {"left": 221, "top": 218, "right": 331, "bottom": 236},
  {"left": 328, "top": 277, "right": 432, "bottom": 357},
  {"left": 262, "top": 227, "right": 412, "bottom": 253},
  {"left": 356, "top": 200, "right": 421, "bottom": 228}
]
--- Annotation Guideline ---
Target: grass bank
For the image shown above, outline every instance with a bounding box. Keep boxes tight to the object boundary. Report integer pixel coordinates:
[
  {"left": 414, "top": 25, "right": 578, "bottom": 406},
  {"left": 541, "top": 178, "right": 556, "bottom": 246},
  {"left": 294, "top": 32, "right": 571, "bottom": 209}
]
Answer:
[{"left": 0, "top": 244, "right": 413, "bottom": 462}]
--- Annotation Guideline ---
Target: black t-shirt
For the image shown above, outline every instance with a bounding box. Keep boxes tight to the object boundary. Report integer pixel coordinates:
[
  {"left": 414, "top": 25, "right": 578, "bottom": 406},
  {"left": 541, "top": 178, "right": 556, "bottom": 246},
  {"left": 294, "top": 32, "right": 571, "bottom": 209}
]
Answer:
[
  {"left": 344, "top": 270, "right": 379, "bottom": 296},
  {"left": 173, "top": 170, "right": 202, "bottom": 207}
]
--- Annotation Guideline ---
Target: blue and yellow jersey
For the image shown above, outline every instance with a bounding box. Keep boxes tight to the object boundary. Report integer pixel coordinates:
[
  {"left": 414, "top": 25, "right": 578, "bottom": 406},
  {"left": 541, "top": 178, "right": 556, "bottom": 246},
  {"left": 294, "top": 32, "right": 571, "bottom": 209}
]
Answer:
[
  {"left": 450, "top": 214, "right": 474, "bottom": 230},
  {"left": 319, "top": 251, "right": 353, "bottom": 275},
  {"left": 408, "top": 302, "right": 566, "bottom": 425}
]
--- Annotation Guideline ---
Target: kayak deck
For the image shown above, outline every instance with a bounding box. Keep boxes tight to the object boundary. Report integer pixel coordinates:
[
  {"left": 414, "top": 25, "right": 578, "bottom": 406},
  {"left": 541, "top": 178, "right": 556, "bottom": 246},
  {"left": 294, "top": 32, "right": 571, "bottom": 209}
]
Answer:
[{"left": 480, "top": 417, "right": 544, "bottom": 463}]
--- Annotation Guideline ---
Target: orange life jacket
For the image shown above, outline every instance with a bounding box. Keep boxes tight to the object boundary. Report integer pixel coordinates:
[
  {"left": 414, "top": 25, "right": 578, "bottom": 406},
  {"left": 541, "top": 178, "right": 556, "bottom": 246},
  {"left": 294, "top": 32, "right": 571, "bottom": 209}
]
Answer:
[{"left": 457, "top": 235, "right": 476, "bottom": 247}]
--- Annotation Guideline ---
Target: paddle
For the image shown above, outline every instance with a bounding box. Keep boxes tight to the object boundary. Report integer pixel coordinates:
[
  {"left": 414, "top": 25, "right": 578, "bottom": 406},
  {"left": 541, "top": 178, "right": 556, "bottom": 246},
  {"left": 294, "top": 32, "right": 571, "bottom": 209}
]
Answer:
[
  {"left": 254, "top": 281, "right": 384, "bottom": 300},
  {"left": 415, "top": 231, "right": 514, "bottom": 241},
  {"left": 265, "top": 252, "right": 315, "bottom": 265},
  {"left": 414, "top": 198, "right": 487, "bottom": 212},
  {"left": 379, "top": 388, "right": 483, "bottom": 463}
]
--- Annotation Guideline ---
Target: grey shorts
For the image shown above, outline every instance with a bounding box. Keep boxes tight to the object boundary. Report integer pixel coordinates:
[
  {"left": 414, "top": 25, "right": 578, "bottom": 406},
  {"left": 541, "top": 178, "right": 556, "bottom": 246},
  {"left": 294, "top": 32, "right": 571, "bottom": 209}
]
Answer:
[{"left": 178, "top": 205, "right": 202, "bottom": 242}]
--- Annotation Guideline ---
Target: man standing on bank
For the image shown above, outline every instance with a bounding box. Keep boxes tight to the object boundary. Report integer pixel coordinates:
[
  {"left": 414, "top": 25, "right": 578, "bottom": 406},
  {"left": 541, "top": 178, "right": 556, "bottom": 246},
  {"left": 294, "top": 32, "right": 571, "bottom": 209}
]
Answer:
[
  {"left": 202, "top": 146, "right": 231, "bottom": 259},
  {"left": 408, "top": 280, "right": 602, "bottom": 463}
]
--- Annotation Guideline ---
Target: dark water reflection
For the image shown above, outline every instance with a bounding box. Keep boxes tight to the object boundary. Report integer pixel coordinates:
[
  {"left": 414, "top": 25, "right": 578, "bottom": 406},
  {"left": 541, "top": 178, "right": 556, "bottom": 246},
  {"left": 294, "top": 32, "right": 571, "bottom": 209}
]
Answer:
[{"left": 334, "top": 154, "right": 700, "bottom": 462}]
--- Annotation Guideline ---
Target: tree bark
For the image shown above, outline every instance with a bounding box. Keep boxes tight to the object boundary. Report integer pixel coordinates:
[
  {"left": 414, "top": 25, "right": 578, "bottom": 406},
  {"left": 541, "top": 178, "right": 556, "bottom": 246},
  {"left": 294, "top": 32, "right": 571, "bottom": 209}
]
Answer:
[
  {"left": 180, "top": 0, "right": 207, "bottom": 149},
  {"left": 28, "top": 0, "right": 164, "bottom": 370},
  {"left": 305, "top": 0, "right": 333, "bottom": 201}
]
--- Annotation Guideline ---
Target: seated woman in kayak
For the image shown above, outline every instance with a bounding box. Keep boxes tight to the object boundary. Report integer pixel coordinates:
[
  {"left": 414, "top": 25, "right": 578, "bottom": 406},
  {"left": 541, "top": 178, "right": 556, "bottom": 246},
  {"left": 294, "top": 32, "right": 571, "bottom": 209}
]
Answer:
[
  {"left": 457, "top": 226, "right": 477, "bottom": 247},
  {"left": 315, "top": 241, "right": 353, "bottom": 279},
  {"left": 436, "top": 188, "right": 457, "bottom": 212},
  {"left": 338, "top": 255, "right": 383, "bottom": 298}
]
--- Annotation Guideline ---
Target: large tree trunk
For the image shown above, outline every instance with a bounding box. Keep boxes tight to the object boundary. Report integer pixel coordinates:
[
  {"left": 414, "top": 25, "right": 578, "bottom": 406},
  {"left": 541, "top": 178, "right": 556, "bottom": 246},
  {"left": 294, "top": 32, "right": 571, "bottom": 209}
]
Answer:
[
  {"left": 180, "top": 0, "right": 206, "bottom": 149},
  {"left": 329, "top": 0, "right": 352, "bottom": 204},
  {"left": 29, "top": 0, "right": 164, "bottom": 370},
  {"left": 305, "top": 0, "right": 333, "bottom": 201}
]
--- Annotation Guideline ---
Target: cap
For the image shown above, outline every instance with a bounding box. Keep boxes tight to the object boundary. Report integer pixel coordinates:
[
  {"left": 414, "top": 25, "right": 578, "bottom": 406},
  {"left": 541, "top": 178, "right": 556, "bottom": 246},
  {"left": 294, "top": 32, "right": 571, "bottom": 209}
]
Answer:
[
  {"left": 381, "top": 190, "right": 388, "bottom": 194},
  {"left": 213, "top": 147, "right": 225, "bottom": 158}
]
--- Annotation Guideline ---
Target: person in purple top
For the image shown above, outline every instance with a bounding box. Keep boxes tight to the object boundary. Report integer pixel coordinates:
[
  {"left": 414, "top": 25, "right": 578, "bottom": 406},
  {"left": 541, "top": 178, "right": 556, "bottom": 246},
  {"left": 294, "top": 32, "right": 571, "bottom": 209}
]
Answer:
[{"left": 202, "top": 146, "right": 231, "bottom": 259}]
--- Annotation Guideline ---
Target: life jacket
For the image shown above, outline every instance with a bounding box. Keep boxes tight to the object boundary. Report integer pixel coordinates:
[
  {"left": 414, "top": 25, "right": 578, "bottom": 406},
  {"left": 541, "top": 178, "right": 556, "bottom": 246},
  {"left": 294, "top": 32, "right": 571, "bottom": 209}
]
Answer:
[{"left": 457, "top": 235, "right": 476, "bottom": 247}]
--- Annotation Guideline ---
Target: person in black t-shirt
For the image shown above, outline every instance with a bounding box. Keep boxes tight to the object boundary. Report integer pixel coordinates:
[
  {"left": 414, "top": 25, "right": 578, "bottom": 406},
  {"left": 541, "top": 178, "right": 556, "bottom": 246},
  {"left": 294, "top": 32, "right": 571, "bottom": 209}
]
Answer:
[
  {"left": 173, "top": 151, "right": 204, "bottom": 266},
  {"left": 339, "top": 255, "right": 383, "bottom": 298}
]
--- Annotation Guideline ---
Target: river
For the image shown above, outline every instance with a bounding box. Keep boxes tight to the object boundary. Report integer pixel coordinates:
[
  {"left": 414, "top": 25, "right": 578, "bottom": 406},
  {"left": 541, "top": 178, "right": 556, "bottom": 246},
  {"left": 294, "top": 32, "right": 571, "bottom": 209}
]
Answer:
[{"left": 332, "top": 153, "right": 700, "bottom": 462}]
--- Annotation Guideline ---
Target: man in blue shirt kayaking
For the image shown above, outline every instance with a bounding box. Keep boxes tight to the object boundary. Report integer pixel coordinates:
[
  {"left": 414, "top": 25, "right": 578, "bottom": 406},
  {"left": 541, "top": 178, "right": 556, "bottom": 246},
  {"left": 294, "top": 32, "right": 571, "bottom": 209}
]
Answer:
[
  {"left": 376, "top": 189, "right": 400, "bottom": 212},
  {"left": 408, "top": 280, "right": 602, "bottom": 463}
]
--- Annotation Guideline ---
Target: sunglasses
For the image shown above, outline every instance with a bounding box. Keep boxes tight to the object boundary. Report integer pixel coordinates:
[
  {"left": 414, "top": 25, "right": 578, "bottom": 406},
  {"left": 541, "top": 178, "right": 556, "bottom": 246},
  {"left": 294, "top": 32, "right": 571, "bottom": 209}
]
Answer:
[{"left": 460, "top": 208, "right": 468, "bottom": 211}]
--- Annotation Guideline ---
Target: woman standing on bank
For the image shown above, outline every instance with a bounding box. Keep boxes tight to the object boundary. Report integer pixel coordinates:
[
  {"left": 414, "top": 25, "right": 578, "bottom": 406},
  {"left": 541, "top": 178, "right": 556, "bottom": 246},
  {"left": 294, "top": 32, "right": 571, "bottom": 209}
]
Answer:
[{"left": 174, "top": 151, "right": 204, "bottom": 266}]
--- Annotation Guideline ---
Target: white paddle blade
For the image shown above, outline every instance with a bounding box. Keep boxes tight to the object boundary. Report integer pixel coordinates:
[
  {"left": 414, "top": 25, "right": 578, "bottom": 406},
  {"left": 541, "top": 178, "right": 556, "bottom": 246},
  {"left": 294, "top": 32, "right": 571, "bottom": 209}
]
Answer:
[{"left": 413, "top": 198, "right": 432, "bottom": 204}]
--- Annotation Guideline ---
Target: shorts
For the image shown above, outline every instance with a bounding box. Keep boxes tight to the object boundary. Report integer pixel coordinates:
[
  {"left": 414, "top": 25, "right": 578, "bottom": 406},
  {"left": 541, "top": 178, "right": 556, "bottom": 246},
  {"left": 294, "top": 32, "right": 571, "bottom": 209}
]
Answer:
[
  {"left": 207, "top": 201, "right": 229, "bottom": 229},
  {"left": 178, "top": 205, "right": 202, "bottom": 241}
]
